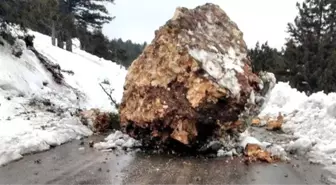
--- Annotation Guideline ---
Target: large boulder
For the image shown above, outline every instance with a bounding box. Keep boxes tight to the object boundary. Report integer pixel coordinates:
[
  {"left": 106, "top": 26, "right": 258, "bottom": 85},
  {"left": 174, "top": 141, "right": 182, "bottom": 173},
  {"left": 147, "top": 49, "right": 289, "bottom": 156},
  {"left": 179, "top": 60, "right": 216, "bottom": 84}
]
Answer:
[{"left": 120, "top": 3, "right": 264, "bottom": 150}]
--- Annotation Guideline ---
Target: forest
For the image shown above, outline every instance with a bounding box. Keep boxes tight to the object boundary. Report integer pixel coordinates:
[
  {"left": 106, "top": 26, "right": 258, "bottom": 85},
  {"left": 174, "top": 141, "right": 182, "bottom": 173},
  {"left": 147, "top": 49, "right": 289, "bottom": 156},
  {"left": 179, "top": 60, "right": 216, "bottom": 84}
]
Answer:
[
  {"left": 249, "top": 0, "right": 336, "bottom": 94},
  {"left": 0, "top": 0, "right": 145, "bottom": 68}
]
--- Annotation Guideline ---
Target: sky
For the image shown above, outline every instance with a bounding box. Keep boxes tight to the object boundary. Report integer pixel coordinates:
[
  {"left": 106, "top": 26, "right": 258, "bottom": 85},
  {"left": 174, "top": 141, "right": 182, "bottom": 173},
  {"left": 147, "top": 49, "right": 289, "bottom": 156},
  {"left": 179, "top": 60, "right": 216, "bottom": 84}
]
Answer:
[{"left": 103, "top": 0, "right": 303, "bottom": 49}]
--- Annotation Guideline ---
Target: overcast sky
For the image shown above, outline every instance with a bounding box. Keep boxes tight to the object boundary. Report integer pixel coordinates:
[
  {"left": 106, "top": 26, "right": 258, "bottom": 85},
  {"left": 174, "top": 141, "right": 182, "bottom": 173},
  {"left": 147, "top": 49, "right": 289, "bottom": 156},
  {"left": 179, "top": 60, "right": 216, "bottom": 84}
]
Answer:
[{"left": 103, "top": 0, "right": 303, "bottom": 49}]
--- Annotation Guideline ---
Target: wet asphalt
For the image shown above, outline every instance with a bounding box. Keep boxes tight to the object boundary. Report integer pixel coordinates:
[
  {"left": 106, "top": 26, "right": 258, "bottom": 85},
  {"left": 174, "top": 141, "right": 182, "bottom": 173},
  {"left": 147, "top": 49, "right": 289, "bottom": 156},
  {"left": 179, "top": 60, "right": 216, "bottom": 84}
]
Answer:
[{"left": 0, "top": 135, "right": 332, "bottom": 185}]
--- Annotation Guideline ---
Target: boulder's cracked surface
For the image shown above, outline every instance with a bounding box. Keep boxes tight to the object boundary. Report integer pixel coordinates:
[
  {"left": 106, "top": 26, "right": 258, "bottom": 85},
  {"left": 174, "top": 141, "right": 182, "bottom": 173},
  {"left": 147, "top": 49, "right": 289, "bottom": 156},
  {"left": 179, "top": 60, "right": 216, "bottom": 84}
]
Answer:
[{"left": 120, "top": 3, "right": 263, "bottom": 150}]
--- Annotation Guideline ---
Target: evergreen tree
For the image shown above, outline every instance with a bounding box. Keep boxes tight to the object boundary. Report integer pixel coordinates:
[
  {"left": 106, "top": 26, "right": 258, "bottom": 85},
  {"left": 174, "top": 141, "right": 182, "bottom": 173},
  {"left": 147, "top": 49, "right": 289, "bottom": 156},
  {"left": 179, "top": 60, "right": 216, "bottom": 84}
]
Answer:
[
  {"left": 0, "top": 0, "right": 58, "bottom": 45},
  {"left": 56, "top": 0, "right": 115, "bottom": 52},
  {"left": 0, "top": 0, "right": 25, "bottom": 27},
  {"left": 286, "top": 0, "right": 336, "bottom": 93},
  {"left": 0, "top": 0, "right": 145, "bottom": 68},
  {"left": 248, "top": 42, "right": 289, "bottom": 82},
  {"left": 27, "top": 0, "right": 59, "bottom": 45}
]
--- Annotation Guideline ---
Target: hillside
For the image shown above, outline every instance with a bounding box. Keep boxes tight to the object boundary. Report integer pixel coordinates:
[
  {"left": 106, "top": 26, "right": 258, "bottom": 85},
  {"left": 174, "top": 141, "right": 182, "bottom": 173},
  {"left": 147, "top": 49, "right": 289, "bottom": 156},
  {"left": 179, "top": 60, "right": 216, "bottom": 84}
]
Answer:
[{"left": 0, "top": 30, "right": 126, "bottom": 166}]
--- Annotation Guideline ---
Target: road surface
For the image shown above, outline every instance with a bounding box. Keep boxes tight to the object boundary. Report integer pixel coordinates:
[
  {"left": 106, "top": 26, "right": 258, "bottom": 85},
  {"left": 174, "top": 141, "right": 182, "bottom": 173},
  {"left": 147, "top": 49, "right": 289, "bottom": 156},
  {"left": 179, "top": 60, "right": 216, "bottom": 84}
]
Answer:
[{"left": 0, "top": 136, "right": 332, "bottom": 185}]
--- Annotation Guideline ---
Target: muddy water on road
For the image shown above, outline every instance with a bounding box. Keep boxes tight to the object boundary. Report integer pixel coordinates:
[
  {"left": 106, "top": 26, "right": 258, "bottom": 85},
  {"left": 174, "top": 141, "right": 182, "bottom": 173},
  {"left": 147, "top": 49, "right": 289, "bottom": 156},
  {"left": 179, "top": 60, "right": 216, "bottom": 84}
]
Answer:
[{"left": 0, "top": 138, "right": 329, "bottom": 185}]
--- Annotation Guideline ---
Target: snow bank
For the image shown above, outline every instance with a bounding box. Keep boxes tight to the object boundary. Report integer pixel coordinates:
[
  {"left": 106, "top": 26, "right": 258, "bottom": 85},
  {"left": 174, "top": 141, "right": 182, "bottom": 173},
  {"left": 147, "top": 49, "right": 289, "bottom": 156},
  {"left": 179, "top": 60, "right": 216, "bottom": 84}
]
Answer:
[
  {"left": 260, "top": 82, "right": 336, "bottom": 166},
  {"left": 0, "top": 30, "right": 127, "bottom": 166}
]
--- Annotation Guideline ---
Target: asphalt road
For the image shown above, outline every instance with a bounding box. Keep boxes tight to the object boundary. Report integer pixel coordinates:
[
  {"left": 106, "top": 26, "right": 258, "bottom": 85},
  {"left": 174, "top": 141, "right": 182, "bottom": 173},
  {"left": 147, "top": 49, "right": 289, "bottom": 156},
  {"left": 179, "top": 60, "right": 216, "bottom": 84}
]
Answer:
[{"left": 0, "top": 136, "right": 332, "bottom": 185}]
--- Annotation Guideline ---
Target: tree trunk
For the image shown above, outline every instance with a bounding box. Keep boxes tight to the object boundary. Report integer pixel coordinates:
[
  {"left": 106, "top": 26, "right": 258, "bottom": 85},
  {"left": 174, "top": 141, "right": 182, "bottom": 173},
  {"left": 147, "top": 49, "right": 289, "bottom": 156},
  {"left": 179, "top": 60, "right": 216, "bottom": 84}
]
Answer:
[
  {"left": 80, "top": 40, "right": 85, "bottom": 50},
  {"left": 57, "top": 32, "right": 64, "bottom": 49},
  {"left": 65, "top": 32, "right": 72, "bottom": 52},
  {"left": 66, "top": 38, "right": 72, "bottom": 52},
  {"left": 51, "top": 21, "right": 56, "bottom": 46}
]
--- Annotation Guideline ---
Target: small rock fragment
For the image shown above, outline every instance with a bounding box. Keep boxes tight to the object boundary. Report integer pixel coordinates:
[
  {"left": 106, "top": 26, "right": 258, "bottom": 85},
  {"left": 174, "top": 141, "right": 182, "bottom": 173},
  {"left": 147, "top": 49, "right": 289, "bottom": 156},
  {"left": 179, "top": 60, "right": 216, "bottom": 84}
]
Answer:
[
  {"left": 194, "top": 176, "right": 201, "bottom": 182},
  {"left": 266, "top": 113, "right": 283, "bottom": 131},
  {"left": 244, "top": 144, "right": 274, "bottom": 163},
  {"left": 89, "top": 140, "right": 94, "bottom": 148},
  {"left": 251, "top": 118, "right": 261, "bottom": 127},
  {"left": 208, "top": 141, "right": 222, "bottom": 152},
  {"left": 34, "top": 159, "right": 41, "bottom": 164}
]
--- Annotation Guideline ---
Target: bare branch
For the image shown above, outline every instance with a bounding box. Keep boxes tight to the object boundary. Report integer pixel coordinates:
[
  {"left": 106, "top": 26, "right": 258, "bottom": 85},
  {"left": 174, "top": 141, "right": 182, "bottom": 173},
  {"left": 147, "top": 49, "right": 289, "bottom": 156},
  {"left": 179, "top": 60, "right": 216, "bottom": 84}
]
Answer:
[{"left": 99, "top": 83, "right": 119, "bottom": 109}]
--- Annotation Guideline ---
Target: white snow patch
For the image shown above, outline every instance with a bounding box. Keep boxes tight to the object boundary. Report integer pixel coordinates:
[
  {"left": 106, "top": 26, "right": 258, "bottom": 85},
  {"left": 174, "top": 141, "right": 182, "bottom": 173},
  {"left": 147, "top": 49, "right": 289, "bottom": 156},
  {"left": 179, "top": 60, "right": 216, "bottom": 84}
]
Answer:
[
  {"left": 266, "top": 144, "right": 288, "bottom": 161},
  {"left": 188, "top": 47, "right": 244, "bottom": 97},
  {"left": 0, "top": 29, "right": 126, "bottom": 166},
  {"left": 286, "top": 137, "right": 314, "bottom": 155},
  {"left": 239, "top": 136, "right": 262, "bottom": 149},
  {"left": 217, "top": 149, "right": 232, "bottom": 157},
  {"left": 94, "top": 131, "right": 140, "bottom": 151}
]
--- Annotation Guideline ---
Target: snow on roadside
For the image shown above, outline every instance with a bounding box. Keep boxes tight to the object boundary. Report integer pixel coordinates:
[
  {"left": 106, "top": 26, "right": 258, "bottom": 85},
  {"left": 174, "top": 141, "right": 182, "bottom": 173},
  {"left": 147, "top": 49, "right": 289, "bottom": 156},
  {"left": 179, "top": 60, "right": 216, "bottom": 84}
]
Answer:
[
  {"left": 0, "top": 30, "right": 126, "bottom": 166},
  {"left": 93, "top": 131, "right": 141, "bottom": 152},
  {"left": 259, "top": 82, "right": 336, "bottom": 168}
]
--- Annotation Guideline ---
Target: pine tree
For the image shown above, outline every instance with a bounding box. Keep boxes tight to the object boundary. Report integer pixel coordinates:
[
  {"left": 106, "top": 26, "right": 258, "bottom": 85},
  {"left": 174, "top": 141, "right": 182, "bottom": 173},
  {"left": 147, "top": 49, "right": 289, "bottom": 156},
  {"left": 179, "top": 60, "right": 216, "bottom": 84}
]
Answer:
[
  {"left": 56, "top": 0, "right": 115, "bottom": 52},
  {"left": 0, "top": 0, "right": 59, "bottom": 46},
  {"left": 248, "top": 42, "right": 289, "bottom": 82},
  {"left": 0, "top": 0, "right": 30, "bottom": 30},
  {"left": 29, "top": 0, "right": 59, "bottom": 46},
  {"left": 286, "top": 0, "right": 336, "bottom": 93}
]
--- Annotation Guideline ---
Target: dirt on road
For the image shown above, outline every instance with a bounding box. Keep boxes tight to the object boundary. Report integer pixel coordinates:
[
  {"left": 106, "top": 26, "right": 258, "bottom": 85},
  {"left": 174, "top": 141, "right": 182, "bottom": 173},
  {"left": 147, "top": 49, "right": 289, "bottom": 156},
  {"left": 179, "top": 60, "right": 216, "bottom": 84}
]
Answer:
[{"left": 0, "top": 136, "right": 332, "bottom": 185}]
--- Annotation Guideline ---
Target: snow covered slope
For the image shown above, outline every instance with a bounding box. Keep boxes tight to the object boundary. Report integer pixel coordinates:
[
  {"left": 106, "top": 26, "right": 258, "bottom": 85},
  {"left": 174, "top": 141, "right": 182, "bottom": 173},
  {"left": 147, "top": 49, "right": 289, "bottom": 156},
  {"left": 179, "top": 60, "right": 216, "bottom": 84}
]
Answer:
[
  {"left": 260, "top": 82, "right": 336, "bottom": 171},
  {"left": 0, "top": 31, "right": 127, "bottom": 166}
]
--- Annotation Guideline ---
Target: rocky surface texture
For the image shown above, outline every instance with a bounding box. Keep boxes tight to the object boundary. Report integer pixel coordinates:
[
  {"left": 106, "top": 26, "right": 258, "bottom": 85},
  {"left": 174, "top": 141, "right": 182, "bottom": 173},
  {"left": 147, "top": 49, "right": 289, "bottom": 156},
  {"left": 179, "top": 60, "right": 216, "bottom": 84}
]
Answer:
[
  {"left": 119, "top": 3, "right": 265, "bottom": 151},
  {"left": 80, "top": 109, "right": 120, "bottom": 133}
]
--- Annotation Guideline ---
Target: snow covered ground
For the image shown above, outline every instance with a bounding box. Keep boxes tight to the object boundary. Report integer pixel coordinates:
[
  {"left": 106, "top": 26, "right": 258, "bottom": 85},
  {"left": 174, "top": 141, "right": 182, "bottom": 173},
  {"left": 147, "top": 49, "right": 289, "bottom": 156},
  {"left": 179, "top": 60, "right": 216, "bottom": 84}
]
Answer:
[
  {"left": 0, "top": 30, "right": 127, "bottom": 166},
  {"left": 259, "top": 82, "right": 336, "bottom": 171}
]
